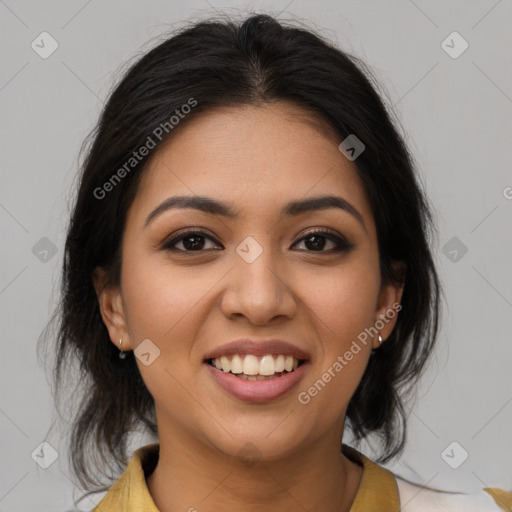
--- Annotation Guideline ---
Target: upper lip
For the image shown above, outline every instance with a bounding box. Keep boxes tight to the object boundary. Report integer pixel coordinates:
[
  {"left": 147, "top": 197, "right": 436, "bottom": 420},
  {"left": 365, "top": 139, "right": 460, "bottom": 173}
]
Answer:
[{"left": 204, "top": 338, "right": 310, "bottom": 361}]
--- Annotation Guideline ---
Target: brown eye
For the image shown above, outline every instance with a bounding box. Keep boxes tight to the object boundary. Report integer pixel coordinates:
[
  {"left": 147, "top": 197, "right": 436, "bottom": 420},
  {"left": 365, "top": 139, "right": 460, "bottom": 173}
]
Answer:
[
  {"left": 293, "top": 229, "right": 354, "bottom": 253},
  {"left": 162, "top": 230, "right": 222, "bottom": 252}
]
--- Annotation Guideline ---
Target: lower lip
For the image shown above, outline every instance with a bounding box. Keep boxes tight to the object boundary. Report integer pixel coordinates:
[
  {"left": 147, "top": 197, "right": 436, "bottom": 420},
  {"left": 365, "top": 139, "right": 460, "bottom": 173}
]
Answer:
[{"left": 205, "top": 362, "right": 308, "bottom": 403}]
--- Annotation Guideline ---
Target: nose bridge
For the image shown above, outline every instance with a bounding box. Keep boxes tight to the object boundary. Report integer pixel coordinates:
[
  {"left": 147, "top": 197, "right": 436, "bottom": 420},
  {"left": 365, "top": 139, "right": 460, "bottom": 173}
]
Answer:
[
  {"left": 220, "top": 235, "right": 296, "bottom": 323},
  {"left": 235, "top": 234, "right": 282, "bottom": 295}
]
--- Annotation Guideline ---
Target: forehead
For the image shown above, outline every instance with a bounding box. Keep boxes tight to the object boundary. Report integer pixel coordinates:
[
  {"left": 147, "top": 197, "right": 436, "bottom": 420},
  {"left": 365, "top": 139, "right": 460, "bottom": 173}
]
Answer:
[{"left": 129, "top": 102, "right": 374, "bottom": 229}]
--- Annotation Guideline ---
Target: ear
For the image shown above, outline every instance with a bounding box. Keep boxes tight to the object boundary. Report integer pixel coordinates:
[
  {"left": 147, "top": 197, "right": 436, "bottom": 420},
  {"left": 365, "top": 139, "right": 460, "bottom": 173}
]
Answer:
[
  {"left": 372, "top": 260, "right": 406, "bottom": 349},
  {"left": 92, "top": 266, "right": 133, "bottom": 351}
]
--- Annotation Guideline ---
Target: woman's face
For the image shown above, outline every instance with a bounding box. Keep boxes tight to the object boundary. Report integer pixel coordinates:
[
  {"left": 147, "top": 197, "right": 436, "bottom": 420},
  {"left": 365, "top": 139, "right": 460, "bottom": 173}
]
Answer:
[{"left": 95, "top": 101, "right": 403, "bottom": 461}]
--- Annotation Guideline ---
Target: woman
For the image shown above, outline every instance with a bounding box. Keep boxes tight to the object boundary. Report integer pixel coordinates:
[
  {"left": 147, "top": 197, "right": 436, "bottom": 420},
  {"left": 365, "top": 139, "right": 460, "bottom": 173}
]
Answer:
[{"left": 50, "top": 13, "right": 512, "bottom": 512}]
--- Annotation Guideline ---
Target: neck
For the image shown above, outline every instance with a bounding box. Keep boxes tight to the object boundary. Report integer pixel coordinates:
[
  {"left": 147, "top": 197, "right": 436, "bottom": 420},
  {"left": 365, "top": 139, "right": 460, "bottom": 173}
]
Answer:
[{"left": 146, "top": 423, "right": 363, "bottom": 512}]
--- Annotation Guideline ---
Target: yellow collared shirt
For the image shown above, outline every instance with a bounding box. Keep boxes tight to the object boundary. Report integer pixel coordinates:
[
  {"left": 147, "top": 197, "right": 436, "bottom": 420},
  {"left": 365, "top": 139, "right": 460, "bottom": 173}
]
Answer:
[{"left": 93, "top": 443, "right": 512, "bottom": 512}]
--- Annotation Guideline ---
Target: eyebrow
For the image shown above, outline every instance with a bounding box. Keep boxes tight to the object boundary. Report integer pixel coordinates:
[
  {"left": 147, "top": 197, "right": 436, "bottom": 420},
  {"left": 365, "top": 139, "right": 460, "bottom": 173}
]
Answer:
[{"left": 144, "top": 194, "right": 366, "bottom": 231}]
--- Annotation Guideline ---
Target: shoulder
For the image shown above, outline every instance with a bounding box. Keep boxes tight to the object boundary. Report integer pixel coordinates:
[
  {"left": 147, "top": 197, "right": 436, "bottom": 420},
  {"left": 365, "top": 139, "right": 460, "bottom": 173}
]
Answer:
[
  {"left": 395, "top": 475, "right": 512, "bottom": 512},
  {"left": 342, "top": 444, "right": 512, "bottom": 512}
]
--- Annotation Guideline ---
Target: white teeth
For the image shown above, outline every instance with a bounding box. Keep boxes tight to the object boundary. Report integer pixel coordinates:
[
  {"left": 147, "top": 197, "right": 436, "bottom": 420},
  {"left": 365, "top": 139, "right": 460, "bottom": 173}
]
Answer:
[
  {"left": 274, "top": 354, "right": 285, "bottom": 372},
  {"left": 230, "top": 354, "right": 243, "bottom": 374},
  {"left": 259, "top": 355, "right": 275, "bottom": 376},
  {"left": 210, "top": 354, "right": 301, "bottom": 377},
  {"left": 242, "top": 355, "right": 259, "bottom": 375},
  {"left": 220, "top": 356, "right": 230, "bottom": 372},
  {"left": 237, "top": 374, "right": 280, "bottom": 381}
]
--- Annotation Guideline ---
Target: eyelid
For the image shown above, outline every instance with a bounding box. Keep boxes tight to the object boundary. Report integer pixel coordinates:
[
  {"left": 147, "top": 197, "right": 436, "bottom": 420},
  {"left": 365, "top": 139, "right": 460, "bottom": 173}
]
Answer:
[
  {"left": 292, "top": 227, "right": 354, "bottom": 251},
  {"left": 295, "top": 226, "right": 346, "bottom": 242},
  {"left": 161, "top": 226, "right": 353, "bottom": 253},
  {"left": 161, "top": 227, "right": 219, "bottom": 245}
]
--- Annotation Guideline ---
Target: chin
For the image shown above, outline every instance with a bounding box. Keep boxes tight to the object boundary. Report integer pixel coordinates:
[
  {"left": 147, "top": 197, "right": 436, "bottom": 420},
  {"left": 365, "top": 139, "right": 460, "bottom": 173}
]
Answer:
[{"left": 201, "top": 424, "right": 308, "bottom": 464}]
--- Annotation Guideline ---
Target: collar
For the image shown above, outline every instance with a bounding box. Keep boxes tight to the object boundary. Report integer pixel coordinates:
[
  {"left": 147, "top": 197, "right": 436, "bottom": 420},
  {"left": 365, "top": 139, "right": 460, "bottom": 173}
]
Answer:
[
  {"left": 93, "top": 443, "right": 400, "bottom": 512},
  {"left": 342, "top": 443, "right": 400, "bottom": 511}
]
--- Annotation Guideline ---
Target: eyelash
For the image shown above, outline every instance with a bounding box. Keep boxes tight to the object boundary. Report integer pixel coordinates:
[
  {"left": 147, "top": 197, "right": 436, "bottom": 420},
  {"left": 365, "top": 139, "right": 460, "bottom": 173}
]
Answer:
[{"left": 161, "top": 228, "right": 354, "bottom": 254}]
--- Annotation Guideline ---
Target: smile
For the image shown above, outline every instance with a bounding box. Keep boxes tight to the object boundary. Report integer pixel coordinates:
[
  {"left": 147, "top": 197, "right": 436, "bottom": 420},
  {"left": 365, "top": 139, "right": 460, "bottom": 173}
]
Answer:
[
  {"left": 205, "top": 356, "right": 308, "bottom": 402},
  {"left": 203, "top": 338, "right": 310, "bottom": 402},
  {"left": 208, "top": 354, "right": 302, "bottom": 380}
]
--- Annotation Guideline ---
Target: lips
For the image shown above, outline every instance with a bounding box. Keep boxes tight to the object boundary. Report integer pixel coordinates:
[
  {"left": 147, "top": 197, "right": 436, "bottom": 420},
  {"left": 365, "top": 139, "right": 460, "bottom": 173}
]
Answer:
[
  {"left": 204, "top": 338, "right": 310, "bottom": 361},
  {"left": 204, "top": 338, "right": 310, "bottom": 402}
]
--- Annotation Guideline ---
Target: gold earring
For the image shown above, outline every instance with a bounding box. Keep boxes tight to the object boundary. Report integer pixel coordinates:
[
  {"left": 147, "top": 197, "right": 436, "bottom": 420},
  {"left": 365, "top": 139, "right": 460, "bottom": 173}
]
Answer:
[{"left": 119, "top": 337, "right": 127, "bottom": 359}]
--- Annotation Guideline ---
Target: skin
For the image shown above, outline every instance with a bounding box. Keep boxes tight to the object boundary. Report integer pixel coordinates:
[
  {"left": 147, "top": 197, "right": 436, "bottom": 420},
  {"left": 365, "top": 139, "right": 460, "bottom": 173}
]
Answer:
[{"left": 94, "top": 101, "right": 404, "bottom": 512}]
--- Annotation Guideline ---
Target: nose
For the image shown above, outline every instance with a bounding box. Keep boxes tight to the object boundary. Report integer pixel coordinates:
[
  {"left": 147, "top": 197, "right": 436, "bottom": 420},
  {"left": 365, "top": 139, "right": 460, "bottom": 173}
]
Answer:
[{"left": 220, "top": 242, "right": 297, "bottom": 325}]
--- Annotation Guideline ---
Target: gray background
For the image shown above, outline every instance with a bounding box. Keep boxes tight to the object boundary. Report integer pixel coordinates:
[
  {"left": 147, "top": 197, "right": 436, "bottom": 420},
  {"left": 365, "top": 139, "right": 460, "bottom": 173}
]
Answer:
[{"left": 1, "top": 0, "right": 511, "bottom": 510}]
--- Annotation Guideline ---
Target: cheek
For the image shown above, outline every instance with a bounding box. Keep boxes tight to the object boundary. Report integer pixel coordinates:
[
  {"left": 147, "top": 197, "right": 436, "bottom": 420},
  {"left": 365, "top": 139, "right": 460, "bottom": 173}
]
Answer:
[
  {"left": 120, "top": 253, "right": 223, "bottom": 383},
  {"left": 303, "top": 260, "right": 380, "bottom": 344},
  {"left": 121, "top": 252, "right": 212, "bottom": 341},
  {"left": 120, "top": 257, "right": 212, "bottom": 416},
  {"left": 299, "top": 259, "right": 380, "bottom": 410}
]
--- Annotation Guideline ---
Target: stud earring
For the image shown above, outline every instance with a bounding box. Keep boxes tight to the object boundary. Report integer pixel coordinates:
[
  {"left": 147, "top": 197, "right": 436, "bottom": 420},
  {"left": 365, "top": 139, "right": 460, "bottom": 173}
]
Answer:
[
  {"left": 119, "top": 337, "right": 127, "bottom": 359},
  {"left": 371, "top": 332, "right": 384, "bottom": 354}
]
